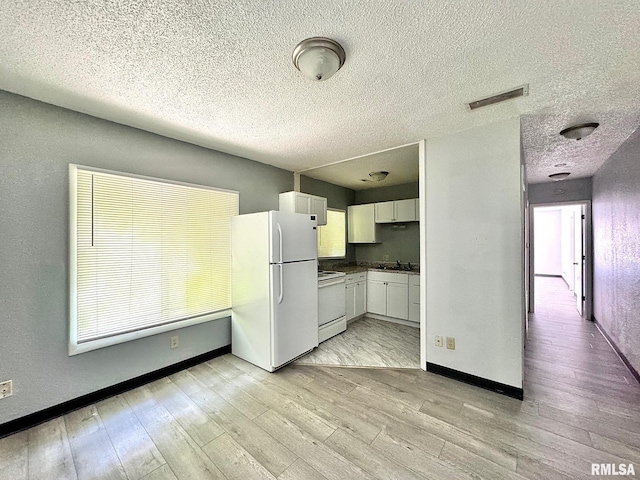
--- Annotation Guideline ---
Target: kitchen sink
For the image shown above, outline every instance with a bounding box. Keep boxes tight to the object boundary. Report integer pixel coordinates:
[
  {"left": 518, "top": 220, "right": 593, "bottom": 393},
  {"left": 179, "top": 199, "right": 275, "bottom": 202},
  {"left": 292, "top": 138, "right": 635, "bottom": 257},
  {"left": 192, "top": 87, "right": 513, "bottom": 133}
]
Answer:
[{"left": 375, "top": 265, "right": 414, "bottom": 271}]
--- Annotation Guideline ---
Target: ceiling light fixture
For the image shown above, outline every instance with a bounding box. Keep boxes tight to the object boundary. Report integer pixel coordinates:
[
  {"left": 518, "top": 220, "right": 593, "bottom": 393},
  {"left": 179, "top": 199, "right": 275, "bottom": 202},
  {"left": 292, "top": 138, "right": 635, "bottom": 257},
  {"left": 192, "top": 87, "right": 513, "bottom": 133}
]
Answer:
[
  {"left": 559, "top": 123, "right": 599, "bottom": 140},
  {"left": 292, "top": 37, "right": 345, "bottom": 81},
  {"left": 368, "top": 171, "right": 389, "bottom": 182},
  {"left": 549, "top": 172, "right": 571, "bottom": 181}
]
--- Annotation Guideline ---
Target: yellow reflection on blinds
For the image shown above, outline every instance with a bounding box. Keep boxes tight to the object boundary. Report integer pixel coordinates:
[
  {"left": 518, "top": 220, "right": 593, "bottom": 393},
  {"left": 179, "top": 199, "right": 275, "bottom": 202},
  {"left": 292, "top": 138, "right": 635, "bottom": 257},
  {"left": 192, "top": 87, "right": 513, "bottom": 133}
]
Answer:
[
  {"left": 75, "top": 169, "right": 238, "bottom": 343},
  {"left": 318, "top": 209, "right": 346, "bottom": 258}
]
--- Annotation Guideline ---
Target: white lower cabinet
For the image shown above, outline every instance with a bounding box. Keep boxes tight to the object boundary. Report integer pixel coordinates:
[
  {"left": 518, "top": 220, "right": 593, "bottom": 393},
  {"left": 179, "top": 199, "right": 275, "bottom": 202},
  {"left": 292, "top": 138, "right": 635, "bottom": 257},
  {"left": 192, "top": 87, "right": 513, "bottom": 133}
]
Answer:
[
  {"left": 366, "top": 271, "right": 409, "bottom": 320},
  {"left": 408, "top": 275, "right": 420, "bottom": 323},
  {"left": 345, "top": 272, "right": 367, "bottom": 321}
]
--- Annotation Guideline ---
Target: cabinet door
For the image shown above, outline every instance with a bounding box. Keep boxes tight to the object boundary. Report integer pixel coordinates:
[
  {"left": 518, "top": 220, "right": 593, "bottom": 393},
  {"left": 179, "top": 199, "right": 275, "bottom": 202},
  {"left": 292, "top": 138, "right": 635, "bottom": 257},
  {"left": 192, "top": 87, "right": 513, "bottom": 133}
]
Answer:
[
  {"left": 374, "top": 201, "right": 395, "bottom": 223},
  {"left": 348, "top": 204, "right": 380, "bottom": 243},
  {"left": 345, "top": 282, "right": 357, "bottom": 321},
  {"left": 294, "top": 193, "right": 311, "bottom": 214},
  {"left": 311, "top": 196, "right": 327, "bottom": 226},
  {"left": 394, "top": 199, "right": 416, "bottom": 222},
  {"left": 367, "top": 280, "right": 387, "bottom": 315},
  {"left": 408, "top": 277, "right": 420, "bottom": 323},
  {"left": 387, "top": 282, "right": 409, "bottom": 320},
  {"left": 355, "top": 281, "right": 367, "bottom": 316}
]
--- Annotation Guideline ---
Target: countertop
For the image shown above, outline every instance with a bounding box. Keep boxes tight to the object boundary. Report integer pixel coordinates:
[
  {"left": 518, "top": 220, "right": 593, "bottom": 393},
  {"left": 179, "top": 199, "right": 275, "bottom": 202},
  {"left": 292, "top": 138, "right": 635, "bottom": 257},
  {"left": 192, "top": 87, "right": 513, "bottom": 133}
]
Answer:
[{"left": 319, "top": 262, "right": 420, "bottom": 275}]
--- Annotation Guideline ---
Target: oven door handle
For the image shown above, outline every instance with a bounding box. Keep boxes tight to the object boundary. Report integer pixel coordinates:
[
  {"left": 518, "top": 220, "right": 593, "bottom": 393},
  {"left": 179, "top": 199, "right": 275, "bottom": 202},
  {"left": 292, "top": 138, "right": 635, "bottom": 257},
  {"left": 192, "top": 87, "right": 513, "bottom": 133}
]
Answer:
[{"left": 318, "top": 278, "right": 346, "bottom": 287}]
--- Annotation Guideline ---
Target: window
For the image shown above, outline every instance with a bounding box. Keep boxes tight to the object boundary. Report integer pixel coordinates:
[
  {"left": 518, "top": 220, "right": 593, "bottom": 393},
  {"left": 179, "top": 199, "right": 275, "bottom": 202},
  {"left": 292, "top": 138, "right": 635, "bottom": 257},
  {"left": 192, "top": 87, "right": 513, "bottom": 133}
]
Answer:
[
  {"left": 318, "top": 208, "right": 346, "bottom": 258},
  {"left": 69, "top": 165, "right": 239, "bottom": 355}
]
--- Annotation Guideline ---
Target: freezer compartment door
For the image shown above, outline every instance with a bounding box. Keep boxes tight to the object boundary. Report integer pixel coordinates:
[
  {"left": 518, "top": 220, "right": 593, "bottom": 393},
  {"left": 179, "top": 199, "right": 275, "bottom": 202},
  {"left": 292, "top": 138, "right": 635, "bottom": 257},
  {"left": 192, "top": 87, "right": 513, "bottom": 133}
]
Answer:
[
  {"left": 270, "top": 211, "right": 318, "bottom": 264},
  {"left": 271, "top": 261, "right": 318, "bottom": 368}
]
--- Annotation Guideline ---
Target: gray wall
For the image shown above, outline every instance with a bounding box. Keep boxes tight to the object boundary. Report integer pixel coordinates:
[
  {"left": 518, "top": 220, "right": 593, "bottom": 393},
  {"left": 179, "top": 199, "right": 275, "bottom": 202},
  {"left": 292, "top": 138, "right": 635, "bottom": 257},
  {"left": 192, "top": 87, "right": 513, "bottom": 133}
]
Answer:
[
  {"left": 300, "top": 175, "right": 356, "bottom": 262},
  {"left": 528, "top": 177, "right": 592, "bottom": 204},
  {"left": 592, "top": 127, "right": 640, "bottom": 374},
  {"left": 0, "top": 90, "right": 293, "bottom": 422},
  {"left": 355, "top": 182, "right": 420, "bottom": 264}
]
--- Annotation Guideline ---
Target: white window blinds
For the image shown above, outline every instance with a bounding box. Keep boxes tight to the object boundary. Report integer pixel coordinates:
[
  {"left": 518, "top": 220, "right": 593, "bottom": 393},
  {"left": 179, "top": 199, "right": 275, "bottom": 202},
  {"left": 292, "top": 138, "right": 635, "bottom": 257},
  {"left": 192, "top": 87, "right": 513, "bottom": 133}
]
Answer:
[
  {"left": 318, "top": 209, "right": 346, "bottom": 258},
  {"left": 70, "top": 165, "right": 238, "bottom": 354}
]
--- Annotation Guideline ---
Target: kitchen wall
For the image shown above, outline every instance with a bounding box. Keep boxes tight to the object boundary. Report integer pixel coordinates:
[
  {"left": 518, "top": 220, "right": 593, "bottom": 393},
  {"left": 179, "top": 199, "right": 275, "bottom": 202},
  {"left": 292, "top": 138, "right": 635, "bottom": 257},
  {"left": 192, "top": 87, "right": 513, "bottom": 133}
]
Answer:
[
  {"left": 0, "top": 90, "right": 293, "bottom": 422},
  {"left": 528, "top": 177, "right": 592, "bottom": 204},
  {"left": 299, "top": 175, "right": 356, "bottom": 262},
  {"left": 424, "top": 117, "right": 523, "bottom": 389},
  {"left": 592, "top": 126, "right": 640, "bottom": 375},
  {"left": 354, "top": 182, "right": 420, "bottom": 264}
]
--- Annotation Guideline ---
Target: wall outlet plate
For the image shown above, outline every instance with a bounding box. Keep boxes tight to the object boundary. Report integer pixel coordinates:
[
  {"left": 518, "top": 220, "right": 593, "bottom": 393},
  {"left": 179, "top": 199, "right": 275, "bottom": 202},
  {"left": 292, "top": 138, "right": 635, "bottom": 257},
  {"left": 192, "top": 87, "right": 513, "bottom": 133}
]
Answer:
[
  {"left": 0, "top": 380, "right": 13, "bottom": 399},
  {"left": 170, "top": 336, "right": 179, "bottom": 349},
  {"left": 435, "top": 336, "right": 443, "bottom": 347},
  {"left": 446, "top": 337, "right": 456, "bottom": 350},
  {"left": 382, "top": 254, "right": 390, "bottom": 261}
]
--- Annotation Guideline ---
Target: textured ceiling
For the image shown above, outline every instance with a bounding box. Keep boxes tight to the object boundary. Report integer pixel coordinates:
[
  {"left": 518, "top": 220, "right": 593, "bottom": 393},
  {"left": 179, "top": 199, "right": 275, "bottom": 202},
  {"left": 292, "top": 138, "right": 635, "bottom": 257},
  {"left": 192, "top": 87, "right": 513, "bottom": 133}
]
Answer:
[
  {"left": 301, "top": 143, "right": 419, "bottom": 190},
  {"left": 1, "top": 1, "right": 639, "bottom": 186}
]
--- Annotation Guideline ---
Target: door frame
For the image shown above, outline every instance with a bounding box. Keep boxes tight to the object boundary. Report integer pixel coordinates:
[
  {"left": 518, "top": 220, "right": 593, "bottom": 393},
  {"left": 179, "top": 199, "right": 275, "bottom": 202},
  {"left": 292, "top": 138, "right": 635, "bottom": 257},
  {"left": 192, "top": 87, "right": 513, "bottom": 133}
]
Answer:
[{"left": 528, "top": 200, "right": 593, "bottom": 320}]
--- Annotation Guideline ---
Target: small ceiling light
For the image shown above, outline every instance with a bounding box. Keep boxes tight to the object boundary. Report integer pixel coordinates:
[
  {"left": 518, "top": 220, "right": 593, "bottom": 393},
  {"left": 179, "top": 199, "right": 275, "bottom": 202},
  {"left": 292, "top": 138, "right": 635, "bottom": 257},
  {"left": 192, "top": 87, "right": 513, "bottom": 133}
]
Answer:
[
  {"left": 559, "top": 123, "right": 599, "bottom": 140},
  {"left": 368, "top": 171, "right": 389, "bottom": 182},
  {"left": 292, "top": 37, "right": 345, "bottom": 81},
  {"left": 549, "top": 172, "right": 571, "bottom": 181}
]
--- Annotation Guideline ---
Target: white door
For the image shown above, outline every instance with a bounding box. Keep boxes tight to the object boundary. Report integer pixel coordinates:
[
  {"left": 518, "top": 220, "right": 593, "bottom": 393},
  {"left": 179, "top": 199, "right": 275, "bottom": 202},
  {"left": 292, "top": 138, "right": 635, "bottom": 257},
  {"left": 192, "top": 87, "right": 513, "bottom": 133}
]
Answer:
[
  {"left": 295, "top": 193, "right": 311, "bottom": 214},
  {"left": 574, "top": 206, "right": 585, "bottom": 316},
  {"left": 270, "top": 211, "right": 318, "bottom": 263},
  {"left": 374, "top": 202, "right": 395, "bottom": 223},
  {"left": 367, "top": 280, "right": 387, "bottom": 315},
  {"left": 271, "top": 261, "right": 318, "bottom": 368},
  {"left": 355, "top": 281, "right": 367, "bottom": 316},
  {"left": 345, "top": 282, "right": 356, "bottom": 321},
  {"left": 311, "top": 196, "right": 327, "bottom": 226},
  {"left": 387, "top": 282, "right": 409, "bottom": 320},
  {"left": 394, "top": 199, "right": 416, "bottom": 222}
]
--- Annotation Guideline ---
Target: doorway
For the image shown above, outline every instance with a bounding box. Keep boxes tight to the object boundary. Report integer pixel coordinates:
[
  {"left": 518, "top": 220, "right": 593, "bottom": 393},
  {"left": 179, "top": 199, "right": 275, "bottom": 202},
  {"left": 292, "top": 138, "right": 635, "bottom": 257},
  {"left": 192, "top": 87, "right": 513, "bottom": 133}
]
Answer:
[{"left": 528, "top": 201, "right": 592, "bottom": 319}]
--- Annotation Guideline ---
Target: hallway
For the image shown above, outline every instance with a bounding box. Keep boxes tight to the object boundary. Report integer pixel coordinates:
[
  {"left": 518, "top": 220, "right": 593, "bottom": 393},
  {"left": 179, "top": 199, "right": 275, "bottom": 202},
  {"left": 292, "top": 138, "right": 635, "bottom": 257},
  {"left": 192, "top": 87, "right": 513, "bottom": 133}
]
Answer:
[{"left": 524, "top": 276, "right": 640, "bottom": 474}]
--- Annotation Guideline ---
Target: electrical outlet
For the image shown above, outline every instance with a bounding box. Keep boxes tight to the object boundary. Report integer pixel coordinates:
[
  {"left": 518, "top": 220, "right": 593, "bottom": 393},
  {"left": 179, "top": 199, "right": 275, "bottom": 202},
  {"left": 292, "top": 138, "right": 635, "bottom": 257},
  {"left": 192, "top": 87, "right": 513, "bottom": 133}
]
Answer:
[
  {"left": 0, "top": 380, "right": 13, "bottom": 399},
  {"left": 435, "top": 336, "right": 443, "bottom": 347},
  {"left": 170, "top": 336, "right": 179, "bottom": 349},
  {"left": 382, "top": 254, "right": 390, "bottom": 261},
  {"left": 446, "top": 337, "right": 456, "bottom": 350}
]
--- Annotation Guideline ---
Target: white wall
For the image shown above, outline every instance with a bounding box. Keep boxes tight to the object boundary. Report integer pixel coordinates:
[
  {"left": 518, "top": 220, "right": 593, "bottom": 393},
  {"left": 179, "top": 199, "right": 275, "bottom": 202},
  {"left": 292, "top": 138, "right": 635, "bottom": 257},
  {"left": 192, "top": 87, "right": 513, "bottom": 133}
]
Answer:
[
  {"left": 533, "top": 209, "right": 562, "bottom": 275},
  {"left": 424, "top": 117, "right": 523, "bottom": 389}
]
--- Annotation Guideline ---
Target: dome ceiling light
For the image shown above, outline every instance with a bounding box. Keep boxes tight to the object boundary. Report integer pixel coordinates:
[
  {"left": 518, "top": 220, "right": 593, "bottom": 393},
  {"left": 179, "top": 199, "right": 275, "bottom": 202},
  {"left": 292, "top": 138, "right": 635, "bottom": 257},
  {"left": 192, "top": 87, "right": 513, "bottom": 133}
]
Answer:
[
  {"left": 360, "top": 171, "right": 389, "bottom": 183},
  {"left": 292, "top": 37, "right": 346, "bottom": 81},
  {"left": 549, "top": 172, "right": 571, "bottom": 181},
  {"left": 559, "top": 122, "right": 599, "bottom": 140}
]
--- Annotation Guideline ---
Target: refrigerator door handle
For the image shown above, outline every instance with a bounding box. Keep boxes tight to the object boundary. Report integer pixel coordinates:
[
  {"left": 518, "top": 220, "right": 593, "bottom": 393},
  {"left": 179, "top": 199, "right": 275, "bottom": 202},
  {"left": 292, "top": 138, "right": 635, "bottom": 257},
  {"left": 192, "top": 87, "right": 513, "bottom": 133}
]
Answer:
[
  {"left": 277, "top": 223, "right": 283, "bottom": 264},
  {"left": 278, "top": 264, "right": 284, "bottom": 304}
]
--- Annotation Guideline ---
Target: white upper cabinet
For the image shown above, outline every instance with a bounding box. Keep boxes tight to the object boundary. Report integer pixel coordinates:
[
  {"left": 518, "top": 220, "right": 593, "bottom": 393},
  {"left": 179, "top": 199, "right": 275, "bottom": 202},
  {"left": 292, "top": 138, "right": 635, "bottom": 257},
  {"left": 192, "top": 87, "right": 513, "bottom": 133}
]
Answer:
[
  {"left": 347, "top": 204, "right": 381, "bottom": 243},
  {"left": 374, "top": 199, "right": 417, "bottom": 223},
  {"left": 279, "top": 191, "right": 327, "bottom": 225}
]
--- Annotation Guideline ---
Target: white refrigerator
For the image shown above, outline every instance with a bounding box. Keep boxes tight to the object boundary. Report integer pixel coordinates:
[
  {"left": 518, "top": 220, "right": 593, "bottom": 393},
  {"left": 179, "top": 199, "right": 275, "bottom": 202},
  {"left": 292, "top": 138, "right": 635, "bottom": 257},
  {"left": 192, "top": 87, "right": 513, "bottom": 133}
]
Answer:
[{"left": 231, "top": 210, "right": 319, "bottom": 372}]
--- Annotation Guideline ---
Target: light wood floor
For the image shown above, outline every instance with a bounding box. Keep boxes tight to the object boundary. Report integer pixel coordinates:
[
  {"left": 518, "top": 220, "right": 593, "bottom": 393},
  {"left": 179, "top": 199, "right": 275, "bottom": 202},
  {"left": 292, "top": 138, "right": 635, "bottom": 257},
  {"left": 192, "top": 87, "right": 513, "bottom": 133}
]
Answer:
[
  {"left": 2, "top": 276, "right": 639, "bottom": 479},
  {"left": 295, "top": 317, "right": 420, "bottom": 369}
]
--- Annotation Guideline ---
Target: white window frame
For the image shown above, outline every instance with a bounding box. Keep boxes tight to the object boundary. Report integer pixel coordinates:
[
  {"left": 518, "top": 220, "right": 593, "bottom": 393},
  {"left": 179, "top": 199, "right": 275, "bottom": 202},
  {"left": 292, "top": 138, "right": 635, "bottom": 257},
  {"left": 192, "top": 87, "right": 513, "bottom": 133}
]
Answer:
[{"left": 69, "top": 164, "right": 238, "bottom": 355}]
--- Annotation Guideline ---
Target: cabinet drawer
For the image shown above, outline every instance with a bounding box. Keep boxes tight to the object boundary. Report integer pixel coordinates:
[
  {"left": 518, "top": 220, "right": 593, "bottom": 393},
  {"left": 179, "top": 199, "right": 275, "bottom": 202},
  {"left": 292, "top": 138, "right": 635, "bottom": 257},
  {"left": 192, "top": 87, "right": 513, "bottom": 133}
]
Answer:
[
  {"left": 345, "top": 272, "right": 367, "bottom": 284},
  {"left": 367, "top": 271, "right": 408, "bottom": 284}
]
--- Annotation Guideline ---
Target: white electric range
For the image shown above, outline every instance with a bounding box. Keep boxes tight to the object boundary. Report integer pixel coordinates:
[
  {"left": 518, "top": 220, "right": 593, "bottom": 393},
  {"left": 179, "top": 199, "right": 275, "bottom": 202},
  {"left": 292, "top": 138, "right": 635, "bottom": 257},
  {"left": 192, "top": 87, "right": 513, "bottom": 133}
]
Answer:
[{"left": 317, "top": 271, "right": 346, "bottom": 343}]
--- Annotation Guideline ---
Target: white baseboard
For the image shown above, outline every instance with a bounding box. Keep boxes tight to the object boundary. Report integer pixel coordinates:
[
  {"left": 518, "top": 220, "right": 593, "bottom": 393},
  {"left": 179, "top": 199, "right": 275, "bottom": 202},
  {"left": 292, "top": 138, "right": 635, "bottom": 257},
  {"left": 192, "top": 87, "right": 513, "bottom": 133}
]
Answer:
[{"left": 366, "top": 313, "right": 419, "bottom": 328}]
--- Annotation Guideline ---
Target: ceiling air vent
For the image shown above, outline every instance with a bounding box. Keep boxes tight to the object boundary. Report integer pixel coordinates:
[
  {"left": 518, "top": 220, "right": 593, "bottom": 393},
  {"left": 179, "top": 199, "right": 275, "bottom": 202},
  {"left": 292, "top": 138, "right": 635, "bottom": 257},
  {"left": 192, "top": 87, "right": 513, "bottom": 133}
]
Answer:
[{"left": 467, "top": 84, "right": 529, "bottom": 111}]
